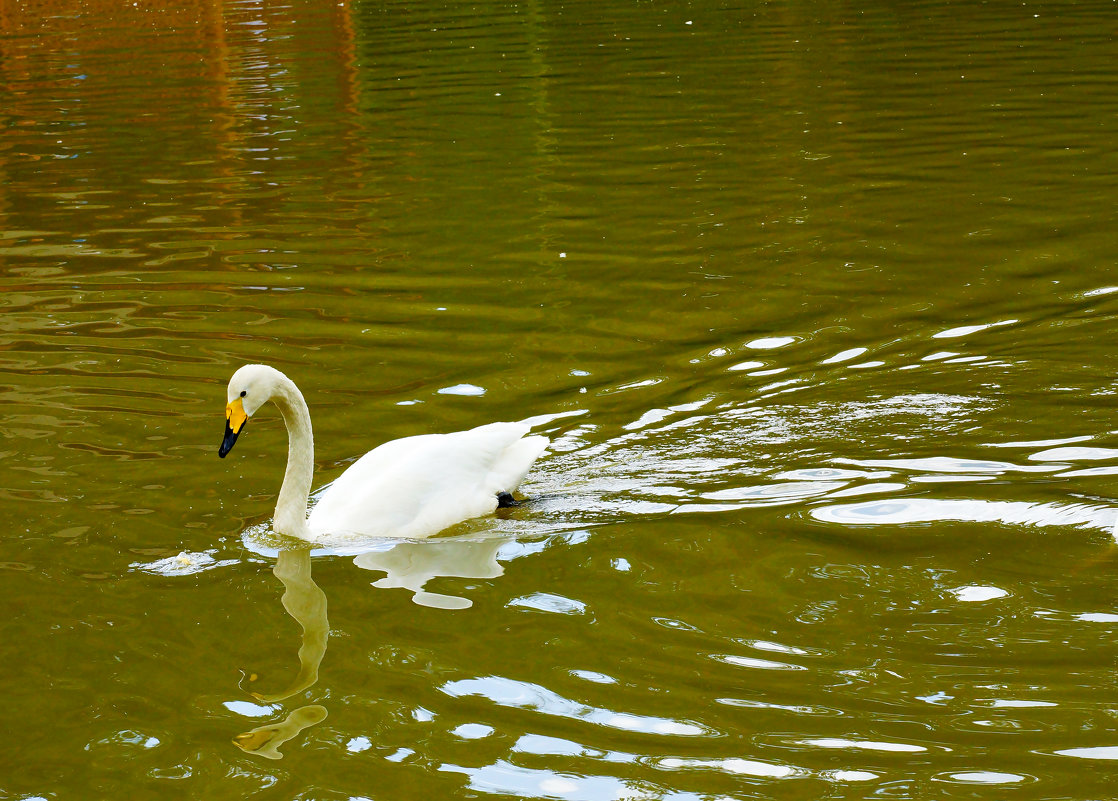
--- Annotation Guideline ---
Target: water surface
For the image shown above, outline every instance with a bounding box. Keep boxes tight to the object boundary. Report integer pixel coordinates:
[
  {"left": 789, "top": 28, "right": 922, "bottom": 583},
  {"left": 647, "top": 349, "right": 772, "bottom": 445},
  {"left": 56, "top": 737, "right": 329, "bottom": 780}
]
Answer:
[{"left": 3, "top": 0, "right": 1118, "bottom": 798}]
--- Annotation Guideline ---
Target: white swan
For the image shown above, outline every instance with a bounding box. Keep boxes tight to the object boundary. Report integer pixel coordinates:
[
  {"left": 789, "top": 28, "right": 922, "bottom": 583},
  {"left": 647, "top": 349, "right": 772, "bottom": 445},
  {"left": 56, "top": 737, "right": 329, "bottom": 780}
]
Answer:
[{"left": 219, "top": 364, "right": 548, "bottom": 542}]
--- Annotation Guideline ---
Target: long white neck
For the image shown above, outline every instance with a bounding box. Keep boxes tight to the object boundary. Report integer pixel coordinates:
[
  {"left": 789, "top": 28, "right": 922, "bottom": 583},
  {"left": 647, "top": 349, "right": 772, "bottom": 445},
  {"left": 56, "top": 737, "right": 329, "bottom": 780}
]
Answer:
[{"left": 270, "top": 376, "right": 314, "bottom": 539}]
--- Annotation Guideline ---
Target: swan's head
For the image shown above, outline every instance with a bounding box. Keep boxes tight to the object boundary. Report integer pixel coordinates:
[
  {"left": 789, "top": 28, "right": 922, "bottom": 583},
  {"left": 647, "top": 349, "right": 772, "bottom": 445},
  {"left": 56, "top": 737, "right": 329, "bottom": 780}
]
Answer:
[{"left": 219, "top": 364, "right": 289, "bottom": 458}]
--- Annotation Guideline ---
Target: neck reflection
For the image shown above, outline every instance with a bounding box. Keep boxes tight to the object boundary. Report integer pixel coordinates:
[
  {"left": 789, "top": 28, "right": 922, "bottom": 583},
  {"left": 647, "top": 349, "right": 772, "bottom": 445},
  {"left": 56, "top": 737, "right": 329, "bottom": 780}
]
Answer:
[
  {"left": 234, "top": 547, "right": 330, "bottom": 759},
  {"left": 252, "top": 547, "right": 329, "bottom": 702}
]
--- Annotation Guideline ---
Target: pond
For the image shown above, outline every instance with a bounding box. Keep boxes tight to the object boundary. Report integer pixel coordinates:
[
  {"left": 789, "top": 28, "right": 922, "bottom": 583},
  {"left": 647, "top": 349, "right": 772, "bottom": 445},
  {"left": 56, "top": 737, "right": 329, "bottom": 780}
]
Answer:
[{"left": 3, "top": 0, "right": 1118, "bottom": 798}]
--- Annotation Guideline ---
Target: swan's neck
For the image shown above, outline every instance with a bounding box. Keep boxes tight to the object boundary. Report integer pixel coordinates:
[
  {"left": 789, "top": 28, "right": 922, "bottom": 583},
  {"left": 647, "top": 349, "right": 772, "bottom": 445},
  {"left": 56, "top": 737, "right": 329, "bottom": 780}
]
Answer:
[{"left": 272, "top": 378, "right": 314, "bottom": 539}]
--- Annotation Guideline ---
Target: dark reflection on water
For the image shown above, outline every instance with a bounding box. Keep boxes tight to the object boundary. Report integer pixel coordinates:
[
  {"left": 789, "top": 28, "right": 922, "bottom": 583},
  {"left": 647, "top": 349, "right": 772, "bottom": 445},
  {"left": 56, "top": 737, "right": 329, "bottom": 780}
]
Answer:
[{"left": 4, "top": 0, "right": 1118, "bottom": 798}]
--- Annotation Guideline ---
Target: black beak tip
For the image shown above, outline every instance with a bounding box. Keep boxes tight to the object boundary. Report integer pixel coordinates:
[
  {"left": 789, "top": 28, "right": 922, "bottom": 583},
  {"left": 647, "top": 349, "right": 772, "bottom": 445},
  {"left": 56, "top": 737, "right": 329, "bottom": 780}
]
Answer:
[{"left": 219, "top": 424, "right": 241, "bottom": 458}]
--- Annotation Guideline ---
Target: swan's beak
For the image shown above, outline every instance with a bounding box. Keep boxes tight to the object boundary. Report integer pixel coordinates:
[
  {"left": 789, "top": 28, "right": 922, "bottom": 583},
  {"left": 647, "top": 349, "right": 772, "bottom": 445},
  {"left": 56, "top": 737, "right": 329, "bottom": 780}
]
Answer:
[{"left": 219, "top": 397, "right": 249, "bottom": 458}]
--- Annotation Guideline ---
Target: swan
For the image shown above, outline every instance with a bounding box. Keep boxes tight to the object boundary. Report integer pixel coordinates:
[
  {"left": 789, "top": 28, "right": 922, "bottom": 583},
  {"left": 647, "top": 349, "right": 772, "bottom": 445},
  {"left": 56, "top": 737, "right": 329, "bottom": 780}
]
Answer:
[{"left": 218, "top": 364, "right": 548, "bottom": 542}]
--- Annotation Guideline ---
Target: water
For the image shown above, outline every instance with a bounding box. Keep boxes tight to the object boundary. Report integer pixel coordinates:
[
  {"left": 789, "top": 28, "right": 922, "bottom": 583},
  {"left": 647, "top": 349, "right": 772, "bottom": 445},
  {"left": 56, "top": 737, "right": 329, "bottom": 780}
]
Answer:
[{"left": 3, "top": 0, "right": 1118, "bottom": 797}]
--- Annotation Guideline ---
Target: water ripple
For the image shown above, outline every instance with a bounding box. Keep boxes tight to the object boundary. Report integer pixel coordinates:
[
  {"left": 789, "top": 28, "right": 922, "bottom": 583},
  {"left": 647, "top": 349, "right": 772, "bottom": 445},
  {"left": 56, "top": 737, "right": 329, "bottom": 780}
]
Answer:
[
  {"left": 811, "top": 498, "right": 1115, "bottom": 534},
  {"left": 442, "top": 676, "right": 711, "bottom": 738}
]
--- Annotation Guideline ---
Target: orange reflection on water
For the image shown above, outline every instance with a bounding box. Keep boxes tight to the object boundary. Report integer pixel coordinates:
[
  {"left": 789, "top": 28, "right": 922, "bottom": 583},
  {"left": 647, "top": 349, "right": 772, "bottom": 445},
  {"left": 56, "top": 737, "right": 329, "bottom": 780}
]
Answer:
[{"left": 0, "top": 0, "right": 363, "bottom": 237}]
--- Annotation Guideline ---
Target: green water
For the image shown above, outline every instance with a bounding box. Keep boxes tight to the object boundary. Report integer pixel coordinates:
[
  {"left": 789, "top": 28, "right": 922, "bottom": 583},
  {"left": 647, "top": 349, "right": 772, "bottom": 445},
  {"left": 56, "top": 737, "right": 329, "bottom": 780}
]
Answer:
[{"left": 3, "top": 0, "right": 1118, "bottom": 798}]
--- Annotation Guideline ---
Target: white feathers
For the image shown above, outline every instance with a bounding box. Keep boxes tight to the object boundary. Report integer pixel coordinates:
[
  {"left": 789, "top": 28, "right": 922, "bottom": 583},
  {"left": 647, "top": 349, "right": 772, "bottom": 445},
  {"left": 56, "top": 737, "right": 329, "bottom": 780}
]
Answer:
[{"left": 308, "top": 422, "right": 547, "bottom": 540}]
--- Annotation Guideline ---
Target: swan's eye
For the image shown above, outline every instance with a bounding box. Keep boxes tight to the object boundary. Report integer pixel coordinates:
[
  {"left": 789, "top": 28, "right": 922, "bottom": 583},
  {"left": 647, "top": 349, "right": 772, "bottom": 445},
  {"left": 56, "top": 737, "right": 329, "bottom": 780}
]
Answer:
[{"left": 240, "top": 390, "right": 247, "bottom": 398}]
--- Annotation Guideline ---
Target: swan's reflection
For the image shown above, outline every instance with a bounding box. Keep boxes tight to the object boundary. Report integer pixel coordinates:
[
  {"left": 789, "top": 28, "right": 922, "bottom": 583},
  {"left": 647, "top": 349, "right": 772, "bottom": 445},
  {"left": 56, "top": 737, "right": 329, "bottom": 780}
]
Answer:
[
  {"left": 352, "top": 535, "right": 506, "bottom": 609},
  {"left": 251, "top": 548, "right": 329, "bottom": 702},
  {"left": 233, "top": 534, "right": 512, "bottom": 756},
  {"left": 235, "top": 547, "right": 330, "bottom": 758}
]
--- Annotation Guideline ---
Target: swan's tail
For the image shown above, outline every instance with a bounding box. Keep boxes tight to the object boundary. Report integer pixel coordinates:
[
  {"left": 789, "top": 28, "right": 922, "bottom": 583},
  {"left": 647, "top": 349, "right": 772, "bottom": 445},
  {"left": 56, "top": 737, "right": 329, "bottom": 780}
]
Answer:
[{"left": 493, "top": 434, "right": 549, "bottom": 493}]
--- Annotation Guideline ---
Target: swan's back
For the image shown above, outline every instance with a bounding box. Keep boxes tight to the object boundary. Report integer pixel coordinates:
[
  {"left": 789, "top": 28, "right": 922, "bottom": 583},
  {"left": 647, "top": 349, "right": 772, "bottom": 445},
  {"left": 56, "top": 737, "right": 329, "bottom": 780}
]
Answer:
[{"left": 307, "top": 421, "right": 547, "bottom": 540}]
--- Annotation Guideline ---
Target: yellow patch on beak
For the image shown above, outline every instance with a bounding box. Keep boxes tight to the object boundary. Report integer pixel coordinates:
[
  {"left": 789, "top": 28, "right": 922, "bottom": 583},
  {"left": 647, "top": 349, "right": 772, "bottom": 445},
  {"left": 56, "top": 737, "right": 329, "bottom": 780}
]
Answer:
[
  {"left": 226, "top": 397, "right": 248, "bottom": 434},
  {"left": 220, "top": 396, "right": 249, "bottom": 458}
]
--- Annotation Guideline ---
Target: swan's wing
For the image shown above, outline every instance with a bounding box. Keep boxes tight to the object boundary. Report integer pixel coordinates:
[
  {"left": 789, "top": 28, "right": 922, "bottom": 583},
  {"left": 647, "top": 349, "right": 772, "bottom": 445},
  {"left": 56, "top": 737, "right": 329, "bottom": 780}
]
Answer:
[{"left": 308, "top": 422, "right": 548, "bottom": 539}]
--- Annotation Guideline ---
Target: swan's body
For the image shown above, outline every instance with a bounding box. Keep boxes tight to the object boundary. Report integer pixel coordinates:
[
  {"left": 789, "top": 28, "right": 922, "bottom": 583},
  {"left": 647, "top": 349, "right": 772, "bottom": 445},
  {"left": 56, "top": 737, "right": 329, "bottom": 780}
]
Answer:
[{"left": 219, "top": 364, "right": 548, "bottom": 542}]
